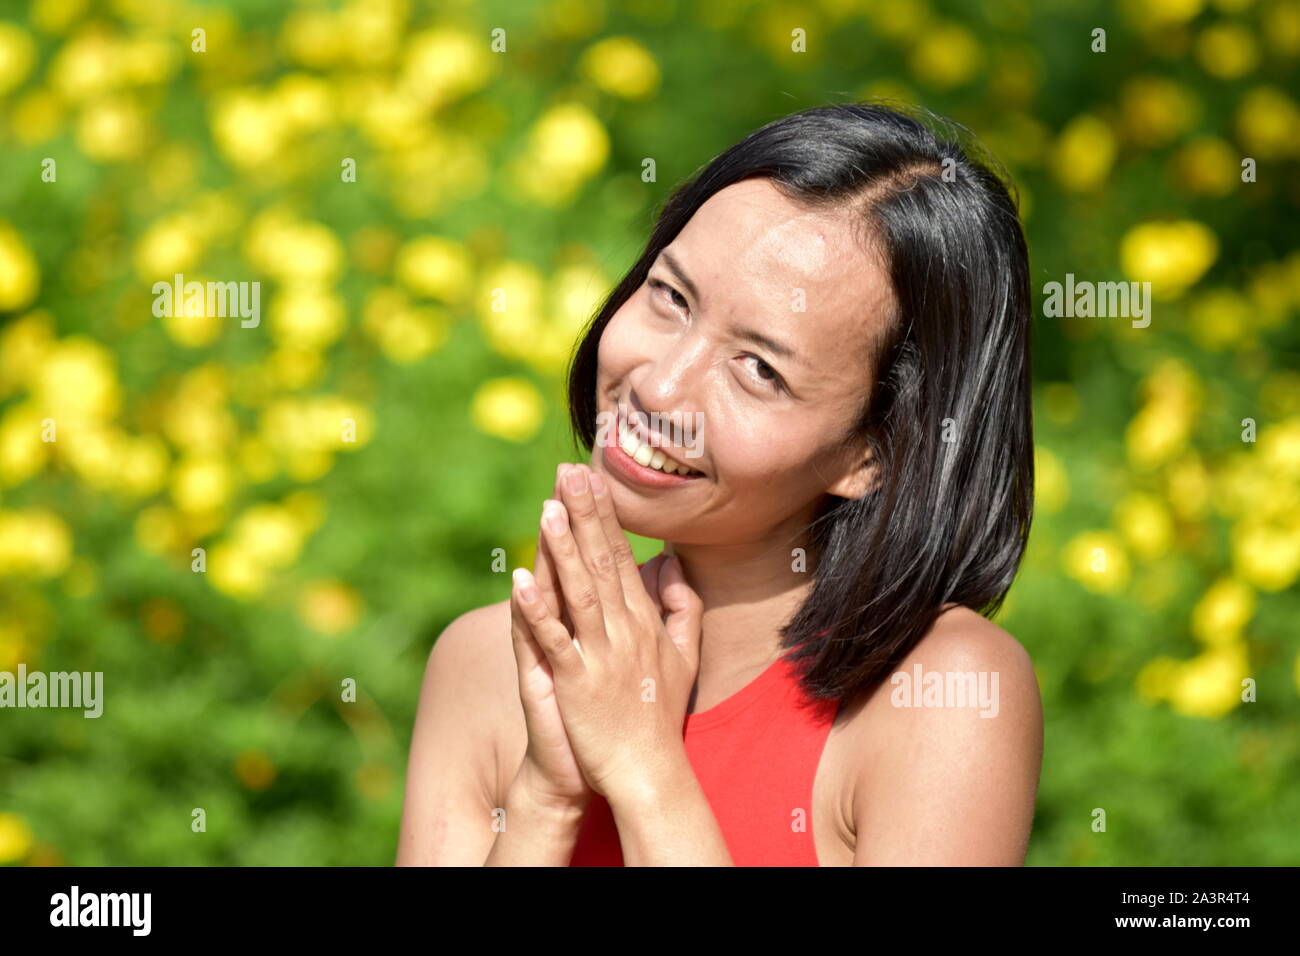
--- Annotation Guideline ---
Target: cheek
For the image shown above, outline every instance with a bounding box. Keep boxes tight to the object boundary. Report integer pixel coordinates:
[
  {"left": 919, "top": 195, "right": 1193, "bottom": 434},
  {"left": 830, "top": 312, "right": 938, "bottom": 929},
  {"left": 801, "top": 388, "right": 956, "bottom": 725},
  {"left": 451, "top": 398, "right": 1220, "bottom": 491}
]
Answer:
[{"left": 595, "top": 308, "right": 640, "bottom": 381}]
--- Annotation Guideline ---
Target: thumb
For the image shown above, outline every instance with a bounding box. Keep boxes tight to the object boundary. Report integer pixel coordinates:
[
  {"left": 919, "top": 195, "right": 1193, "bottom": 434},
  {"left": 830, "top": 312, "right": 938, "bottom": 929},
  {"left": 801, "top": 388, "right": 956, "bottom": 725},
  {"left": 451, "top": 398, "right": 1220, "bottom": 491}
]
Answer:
[{"left": 658, "top": 555, "right": 702, "bottom": 670}]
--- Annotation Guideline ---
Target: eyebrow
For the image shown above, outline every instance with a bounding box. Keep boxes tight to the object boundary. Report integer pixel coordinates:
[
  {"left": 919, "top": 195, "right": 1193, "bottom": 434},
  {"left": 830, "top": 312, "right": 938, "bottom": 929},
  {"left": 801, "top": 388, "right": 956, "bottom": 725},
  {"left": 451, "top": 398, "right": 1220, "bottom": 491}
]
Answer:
[{"left": 657, "top": 249, "right": 800, "bottom": 364}]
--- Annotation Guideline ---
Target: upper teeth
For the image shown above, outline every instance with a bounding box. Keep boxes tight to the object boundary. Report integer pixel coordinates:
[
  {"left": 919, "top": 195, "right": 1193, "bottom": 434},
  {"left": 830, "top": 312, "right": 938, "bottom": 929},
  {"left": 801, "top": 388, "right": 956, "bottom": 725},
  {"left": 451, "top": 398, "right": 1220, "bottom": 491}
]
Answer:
[{"left": 618, "top": 420, "right": 700, "bottom": 475}]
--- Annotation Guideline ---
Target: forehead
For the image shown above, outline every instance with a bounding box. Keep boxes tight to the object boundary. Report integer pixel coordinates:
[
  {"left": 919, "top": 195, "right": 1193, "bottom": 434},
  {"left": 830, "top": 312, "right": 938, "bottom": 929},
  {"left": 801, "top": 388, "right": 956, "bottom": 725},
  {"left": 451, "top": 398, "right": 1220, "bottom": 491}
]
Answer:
[{"left": 667, "top": 178, "right": 893, "bottom": 379}]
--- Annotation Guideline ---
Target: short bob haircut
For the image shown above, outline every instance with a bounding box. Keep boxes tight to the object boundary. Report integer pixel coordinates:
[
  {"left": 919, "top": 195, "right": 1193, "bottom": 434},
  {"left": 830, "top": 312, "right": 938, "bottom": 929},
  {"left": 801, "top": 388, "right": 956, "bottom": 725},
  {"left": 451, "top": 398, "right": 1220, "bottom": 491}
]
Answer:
[{"left": 565, "top": 101, "right": 1034, "bottom": 708}]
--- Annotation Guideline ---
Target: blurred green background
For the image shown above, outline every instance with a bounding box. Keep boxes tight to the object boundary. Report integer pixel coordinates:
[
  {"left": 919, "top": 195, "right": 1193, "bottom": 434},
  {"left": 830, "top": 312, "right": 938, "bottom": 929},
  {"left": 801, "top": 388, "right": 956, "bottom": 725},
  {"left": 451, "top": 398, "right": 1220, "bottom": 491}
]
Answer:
[{"left": 1, "top": 0, "right": 1298, "bottom": 865}]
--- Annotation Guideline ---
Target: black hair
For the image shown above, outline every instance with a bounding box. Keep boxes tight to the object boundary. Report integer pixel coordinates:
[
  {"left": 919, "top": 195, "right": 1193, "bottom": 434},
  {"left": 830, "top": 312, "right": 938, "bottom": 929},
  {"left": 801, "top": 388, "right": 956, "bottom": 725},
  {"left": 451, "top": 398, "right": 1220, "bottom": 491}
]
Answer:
[{"left": 565, "top": 101, "right": 1034, "bottom": 707}]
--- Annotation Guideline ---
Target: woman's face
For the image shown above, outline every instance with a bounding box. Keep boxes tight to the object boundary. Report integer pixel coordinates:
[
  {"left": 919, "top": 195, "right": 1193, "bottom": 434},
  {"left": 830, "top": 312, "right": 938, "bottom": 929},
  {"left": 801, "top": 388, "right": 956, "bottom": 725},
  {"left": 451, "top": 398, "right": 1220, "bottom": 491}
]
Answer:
[{"left": 590, "top": 177, "right": 896, "bottom": 547}]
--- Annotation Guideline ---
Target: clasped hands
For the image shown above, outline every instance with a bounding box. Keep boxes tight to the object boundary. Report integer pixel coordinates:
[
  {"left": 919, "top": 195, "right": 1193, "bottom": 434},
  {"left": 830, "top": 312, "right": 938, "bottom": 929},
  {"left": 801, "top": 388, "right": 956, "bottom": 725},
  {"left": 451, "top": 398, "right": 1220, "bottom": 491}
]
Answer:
[{"left": 509, "top": 462, "right": 703, "bottom": 810}]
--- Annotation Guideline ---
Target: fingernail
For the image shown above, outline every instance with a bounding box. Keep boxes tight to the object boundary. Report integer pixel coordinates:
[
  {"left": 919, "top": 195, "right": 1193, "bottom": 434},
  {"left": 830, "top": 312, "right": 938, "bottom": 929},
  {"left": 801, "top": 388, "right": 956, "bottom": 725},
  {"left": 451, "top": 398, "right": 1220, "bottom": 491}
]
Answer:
[
  {"left": 565, "top": 467, "right": 588, "bottom": 495},
  {"left": 542, "top": 500, "right": 567, "bottom": 535},
  {"left": 513, "top": 567, "right": 537, "bottom": 602},
  {"left": 590, "top": 471, "right": 607, "bottom": 496}
]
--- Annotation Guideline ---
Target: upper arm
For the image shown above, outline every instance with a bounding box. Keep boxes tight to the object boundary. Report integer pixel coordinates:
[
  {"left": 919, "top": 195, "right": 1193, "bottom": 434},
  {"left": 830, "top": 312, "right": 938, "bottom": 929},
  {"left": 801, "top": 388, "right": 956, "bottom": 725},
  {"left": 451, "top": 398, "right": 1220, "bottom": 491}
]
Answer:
[
  {"left": 396, "top": 600, "right": 513, "bottom": 866},
  {"left": 850, "top": 611, "right": 1043, "bottom": 866}
]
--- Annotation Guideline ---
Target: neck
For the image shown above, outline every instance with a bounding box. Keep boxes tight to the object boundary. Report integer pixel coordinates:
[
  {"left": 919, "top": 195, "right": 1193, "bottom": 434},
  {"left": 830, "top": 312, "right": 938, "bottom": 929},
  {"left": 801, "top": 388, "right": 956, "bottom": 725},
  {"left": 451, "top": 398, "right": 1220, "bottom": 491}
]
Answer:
[{"left": 665, "top": 529, "right": 816, "bottom": 681}]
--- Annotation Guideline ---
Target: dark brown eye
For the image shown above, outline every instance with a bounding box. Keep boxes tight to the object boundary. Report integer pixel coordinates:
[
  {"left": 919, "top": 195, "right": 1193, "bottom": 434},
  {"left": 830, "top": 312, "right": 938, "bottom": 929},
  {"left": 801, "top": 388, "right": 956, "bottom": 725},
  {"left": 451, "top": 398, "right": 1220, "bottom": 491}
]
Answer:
[
  {"left": 744, "top": 354, "right": 786, "bottom": 393},
  {"left": 649, "top": 278, "right": 688, "bottom": 311}
]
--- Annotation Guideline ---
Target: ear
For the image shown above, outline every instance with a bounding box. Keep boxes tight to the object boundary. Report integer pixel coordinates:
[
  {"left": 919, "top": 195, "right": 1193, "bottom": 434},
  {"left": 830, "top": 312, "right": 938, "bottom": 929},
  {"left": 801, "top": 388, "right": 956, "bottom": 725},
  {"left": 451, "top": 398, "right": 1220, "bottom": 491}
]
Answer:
[{"left": 824, "top": 443, "right": 879, "bottom": 500}]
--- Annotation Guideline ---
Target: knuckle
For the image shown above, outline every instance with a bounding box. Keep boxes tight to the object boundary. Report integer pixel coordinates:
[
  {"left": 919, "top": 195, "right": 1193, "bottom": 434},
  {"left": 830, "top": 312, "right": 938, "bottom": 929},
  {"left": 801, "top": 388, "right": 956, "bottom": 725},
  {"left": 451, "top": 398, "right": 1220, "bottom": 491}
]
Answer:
[
  {"left": 610, "top": 538, "right": 637, "bottom": 569},
  {"left": 571, "top": 586, "right": 601, "bottom": 611},
  {"left": 590, "top": 548, "right": 619, "bottom": 577}
]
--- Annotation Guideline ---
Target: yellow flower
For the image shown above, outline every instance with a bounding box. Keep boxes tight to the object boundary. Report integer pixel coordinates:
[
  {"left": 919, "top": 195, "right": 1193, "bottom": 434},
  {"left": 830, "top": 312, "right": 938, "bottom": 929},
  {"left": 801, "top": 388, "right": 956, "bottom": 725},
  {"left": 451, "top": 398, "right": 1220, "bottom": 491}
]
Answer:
[
  {"left": 476, "top": 260, "right": 547, "bottom": 361},
  {"left": 0, "top": 813, "right": 34, "bottom": 864},
  {"left": 1113, "top": 492, "right": 1174, "bottom": 559},
  {"left": 0, "top": 222, "right": 40, "bottom": 311},
  {"left": 1125, "top": 359, "right": 1201, "bottom": 469},
  {"left": 909, "top": 23, "right": 982, "bottom": 88},
  {"left": 395, "top": 236, "right": 474, "bottom": 303},
  {"left": 1191, "top": 577, "right": 1254, "bottom": 646},
  {"left": 0, "top": 508, "right": 72, "bottom": 577},
  {"left": 1050, "top": 115, "right": 1115, "bottom": 191},
  {"left": 270, "top": 286, "right": 346, "bottom": 349},
  {"left": 134, "top": 213, "right": 204, "bottom": 280},
  {"left": 116, "top": 434, "right": 169, "bottom": 496},
  {"left": 1166, "top": 453, "right": 1209, "bottom": 520},
  {"left": 1120, "top": 220, "right": 1218, "bottom": 300},
  {"left": 1264, "top": 0, "right": 1300, "bottom": 55},
  {"left": 48, "top": 26, "right": 123, "bottom": 102},
  {"left": 508, "top": 103, "right": 609, "bottom": 207},
  {"left": 10, "top": 88, "right": 65, "bottom": 146},
  {"left": 1062, "top": 530, "right": 1130, "bottom": 594},
  {"left": 1121, "top": 77, "right": 1200, "bottom": 147},
  {"left": 580, "top": 36, "right": 660, "bottom": 99},
  {"left": 1247, "top": 260, "right": 1292, "bottom": 329},
  {"left": 230, "top": 503, "right": 302, "bottom": 568},
  {"left": 1136, "top": 654, "right": 1180, "bottom": 703},
  {"left": 35, "top": 336, "right": 121, "bottom": 422},
  {"left": 281, "top": 9, "right": 345, "bottom": 69},
  {"left": 75, "top": 95, "right": 147, "bottom": 162},
  {"left": 1196, "top": 22, "right": 1258, "bottom": 79},
  {"left": 1258, "top": 418, "right": 1300, "bottom": 475},
  {"left": 1167, "top": 644, "right": 1250, "bottom": 719},
  {"left": 211, "top": 90, "right": 283, "bottom": 168},
  {"left": 862, "top": 0, "right": 931, "bottom": 40},
  {"left": 470, "top": 377, "right": 545, "bottom": 443},
  {"left": 244, "top": 213, "right": 343, "bottom": 285},
  {"left": 1188, "top": 288, "right": 1253, "bottom": 350},
  {"left": 1236, "top": 86, "right": 1300, "bottom": 159},
  {"left": 31, "top": 0, "right": 88, "bottom": 35},
  {"left": 170, "top": 456, "right": 233, "bottom": 514},
  {"left": 1232, "top": 518, "right": 1300, "bottom": 591},
  {"left": 0, "top": 23, "right": 36, "bottom": 95},
  {"left": 0, "top": 311, "right": 53, "bottom": 397},
  {"left": 402, "top": 28, "right": 495, "bottom": 108},
  {"left": 1169, "top": 136, "right": 1238, "bottom": 197},
  {"left": 0, "top": 401, "right": 49, "bottom": 486},
  {"left": 133, "top": 505, "right": 182, "bottom": 556},
  {"left": 209, "top": 541, "right": 266, "bottom": 600},
  {"left": 1123, "top": 0, "right": 1205, "bottom": 28},
  {"left": 1033, "top": 446, "right": 1069, "bottom": 515},
  {"left": 272, "top": 73, "right": 334, "bottom": 131},
  {"left": 363, "top": 303, "right": 449, "bottom": 364},
  {"left": 163, "top": 366, "right": 236, "bottom": 453},
  {"left": 297, "top": 580, "right": 362, "bottom": 636}
]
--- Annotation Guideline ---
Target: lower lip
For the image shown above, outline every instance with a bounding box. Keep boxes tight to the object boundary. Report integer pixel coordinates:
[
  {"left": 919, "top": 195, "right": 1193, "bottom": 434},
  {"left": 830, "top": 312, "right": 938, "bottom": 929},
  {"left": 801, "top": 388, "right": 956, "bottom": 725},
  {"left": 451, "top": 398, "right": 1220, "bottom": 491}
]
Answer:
[{"left": 601, "top": 439, "right": 704, "bottom": 489}]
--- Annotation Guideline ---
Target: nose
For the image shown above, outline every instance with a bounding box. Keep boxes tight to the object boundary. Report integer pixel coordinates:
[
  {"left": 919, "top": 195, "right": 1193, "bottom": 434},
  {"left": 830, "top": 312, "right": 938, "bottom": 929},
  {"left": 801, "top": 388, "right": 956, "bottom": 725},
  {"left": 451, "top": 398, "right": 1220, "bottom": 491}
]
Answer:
[
  {"left": 628, "top": 332, "right": 710, "bottom": 448},
  {"left": 635, "top": 326, "right": 709, "bottom": 413}
]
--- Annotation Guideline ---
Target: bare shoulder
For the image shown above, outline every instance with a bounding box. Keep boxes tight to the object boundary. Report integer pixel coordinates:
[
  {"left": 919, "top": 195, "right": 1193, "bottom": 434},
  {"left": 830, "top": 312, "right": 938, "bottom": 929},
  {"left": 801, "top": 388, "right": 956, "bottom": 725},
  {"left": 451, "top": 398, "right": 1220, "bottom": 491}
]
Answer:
[
  {"left": 395, "top": 598, "right": 518, "bottom": 865},
  {"left": 424, "top": 598, "right": 522, "bottom": 795},
  {"left": 842, "top": 605, "right": 1043, "bottom": 864}
]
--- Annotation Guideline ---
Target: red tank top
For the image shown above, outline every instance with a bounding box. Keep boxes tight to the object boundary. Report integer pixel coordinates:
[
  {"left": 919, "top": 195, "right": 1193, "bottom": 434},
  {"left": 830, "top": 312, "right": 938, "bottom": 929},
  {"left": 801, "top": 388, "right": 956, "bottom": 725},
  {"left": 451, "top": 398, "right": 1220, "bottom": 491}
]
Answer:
[{"left": 568, "top": 647, "right": 841, "bottom": 866}]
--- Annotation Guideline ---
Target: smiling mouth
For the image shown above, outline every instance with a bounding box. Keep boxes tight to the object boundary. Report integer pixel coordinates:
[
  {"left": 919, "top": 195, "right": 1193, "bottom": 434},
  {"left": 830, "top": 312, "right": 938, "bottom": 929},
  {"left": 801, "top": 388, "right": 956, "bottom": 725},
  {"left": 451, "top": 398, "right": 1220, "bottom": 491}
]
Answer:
[{"left": 613, "top": 405, "right": 704, "bottom": 477}]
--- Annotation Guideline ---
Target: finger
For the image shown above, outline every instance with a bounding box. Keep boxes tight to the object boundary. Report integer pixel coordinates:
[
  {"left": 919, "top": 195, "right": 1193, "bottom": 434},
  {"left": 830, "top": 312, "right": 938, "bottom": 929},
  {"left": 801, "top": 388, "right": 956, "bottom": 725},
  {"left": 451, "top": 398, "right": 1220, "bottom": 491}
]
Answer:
[
  {"left": 557, "top": 464, "right": 628, "bottom": 629},
  {"left": 588, "top": 466, "right": 658, "bottom": 619},
  {"left": 535, "top": 536, "right": 574, "bottom": 633},
  {"left": 513, "top": 567, "right": 585, "bottom": 670},
  {"left": 658, "top": 555, "right": 703, "bottom": 671},
  {"left": 539, "top": 498, "right": 609, "bottom": 651},
  {"left": 532, "top": 466, "right": 566, "bottom": 621},
  {"left": 509, "top": 571, "right": 552, "bottom": 679},
  {"left": 638, "top": 552, "right": 668, "bottom": 618}
]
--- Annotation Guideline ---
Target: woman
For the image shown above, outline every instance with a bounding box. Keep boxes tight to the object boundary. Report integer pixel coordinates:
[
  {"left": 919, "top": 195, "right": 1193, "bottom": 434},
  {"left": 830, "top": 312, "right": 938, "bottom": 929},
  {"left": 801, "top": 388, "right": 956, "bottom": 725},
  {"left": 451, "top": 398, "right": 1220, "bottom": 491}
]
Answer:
[{"left": 397, "top": 102, "right": 1043, "bottom": 866}]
